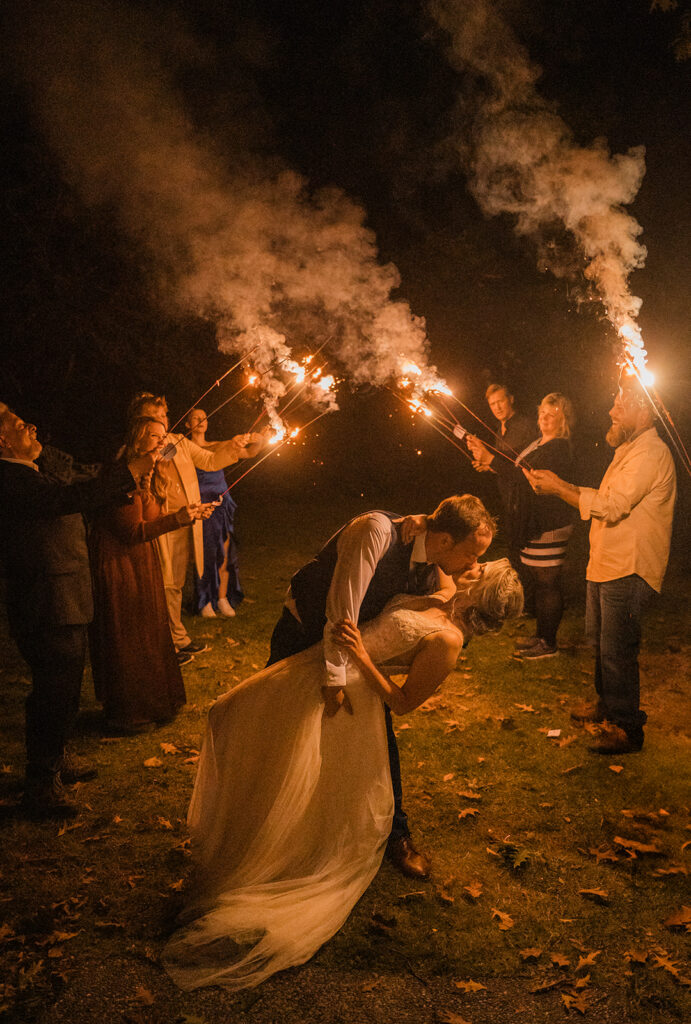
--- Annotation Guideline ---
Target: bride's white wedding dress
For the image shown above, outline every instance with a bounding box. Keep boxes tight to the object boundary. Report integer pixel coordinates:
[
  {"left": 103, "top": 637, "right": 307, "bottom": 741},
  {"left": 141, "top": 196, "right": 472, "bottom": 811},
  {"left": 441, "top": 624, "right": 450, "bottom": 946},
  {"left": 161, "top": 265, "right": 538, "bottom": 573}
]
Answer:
[{"left": 163, "top": 596, "right": 455, "bottom": 991}]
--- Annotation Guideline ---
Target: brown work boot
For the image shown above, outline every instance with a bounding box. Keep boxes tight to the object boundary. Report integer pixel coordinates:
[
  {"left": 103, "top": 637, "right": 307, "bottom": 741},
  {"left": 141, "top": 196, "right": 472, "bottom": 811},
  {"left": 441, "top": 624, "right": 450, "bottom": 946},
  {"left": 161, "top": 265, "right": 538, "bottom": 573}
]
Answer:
[
  {"left": 570, "top": 700, "right": 607, "bottom": 724},
  {"left": 588, "top": 722, "right": 644, "bottom": 755},
  {"left": 21, "top": 772, "right": 78, "bottom": 820},
  {"left": 386, "top": 837, "right": 431, "bottom": 879},
  {"left": 60, "top": 750, "right": 98, "bottom": 784}
]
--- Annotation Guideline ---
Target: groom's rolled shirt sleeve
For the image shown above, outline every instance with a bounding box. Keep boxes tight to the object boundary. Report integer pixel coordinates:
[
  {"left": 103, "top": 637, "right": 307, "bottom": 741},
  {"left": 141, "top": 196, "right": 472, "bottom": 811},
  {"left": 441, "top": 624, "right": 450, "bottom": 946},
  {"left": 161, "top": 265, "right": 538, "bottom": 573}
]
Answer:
[{"left": 323, "top": 514, "right": 395, "bottom": 687}]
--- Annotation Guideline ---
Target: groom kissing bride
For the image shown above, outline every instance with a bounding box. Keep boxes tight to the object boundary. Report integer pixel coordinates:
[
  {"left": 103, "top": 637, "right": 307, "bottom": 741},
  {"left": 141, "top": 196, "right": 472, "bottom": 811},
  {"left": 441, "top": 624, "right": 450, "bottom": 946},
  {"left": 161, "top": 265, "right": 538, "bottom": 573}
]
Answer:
[{"left": 164, "top": 495, "right": 523, "bottom": 992}]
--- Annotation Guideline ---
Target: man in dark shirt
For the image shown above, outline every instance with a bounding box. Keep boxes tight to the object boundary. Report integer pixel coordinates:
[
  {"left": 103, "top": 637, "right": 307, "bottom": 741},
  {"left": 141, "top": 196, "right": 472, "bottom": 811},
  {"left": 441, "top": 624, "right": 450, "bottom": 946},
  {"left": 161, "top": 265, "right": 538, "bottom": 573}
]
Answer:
[
  {"left": 0, "top": 406, "right": 154, "bottom": 818},
  {"left": 470, "top": 385, "right": 535, "bottom": 597}
]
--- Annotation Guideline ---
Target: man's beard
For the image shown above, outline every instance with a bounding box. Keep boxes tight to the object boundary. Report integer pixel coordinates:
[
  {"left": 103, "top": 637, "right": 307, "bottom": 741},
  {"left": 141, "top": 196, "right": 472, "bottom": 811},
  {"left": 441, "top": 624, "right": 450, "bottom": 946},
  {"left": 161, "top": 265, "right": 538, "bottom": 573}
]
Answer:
[{"left": 606, "top": 423, "right": 630, "bottom": 448}]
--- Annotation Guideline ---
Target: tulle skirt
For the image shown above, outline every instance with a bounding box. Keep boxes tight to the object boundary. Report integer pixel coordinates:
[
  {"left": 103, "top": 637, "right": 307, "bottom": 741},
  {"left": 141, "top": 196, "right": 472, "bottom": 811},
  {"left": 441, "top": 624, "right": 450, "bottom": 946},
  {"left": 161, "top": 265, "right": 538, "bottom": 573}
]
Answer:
[{"left": 163, "top": 645, "right": 393, "bottom": 990}]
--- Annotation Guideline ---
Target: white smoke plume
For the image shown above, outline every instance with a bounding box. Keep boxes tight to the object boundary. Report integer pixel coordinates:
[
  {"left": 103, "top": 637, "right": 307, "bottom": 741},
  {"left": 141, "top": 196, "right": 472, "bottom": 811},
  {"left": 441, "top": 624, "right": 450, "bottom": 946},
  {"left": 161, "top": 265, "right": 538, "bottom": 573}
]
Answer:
[
  {"left": 7, "top": 0, "right": 441, "bottom": 420},
  {"left": 428, "top": 0, "right": 650, "bottom": 376}
]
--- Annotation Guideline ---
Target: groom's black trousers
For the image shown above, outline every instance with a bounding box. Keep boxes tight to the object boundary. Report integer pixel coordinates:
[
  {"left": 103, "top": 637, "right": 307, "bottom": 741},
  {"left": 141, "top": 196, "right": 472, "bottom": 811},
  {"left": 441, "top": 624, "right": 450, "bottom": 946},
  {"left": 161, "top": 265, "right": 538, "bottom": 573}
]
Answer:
[{"left": 267, "top": 606, "right": 410, "bottom": 841}]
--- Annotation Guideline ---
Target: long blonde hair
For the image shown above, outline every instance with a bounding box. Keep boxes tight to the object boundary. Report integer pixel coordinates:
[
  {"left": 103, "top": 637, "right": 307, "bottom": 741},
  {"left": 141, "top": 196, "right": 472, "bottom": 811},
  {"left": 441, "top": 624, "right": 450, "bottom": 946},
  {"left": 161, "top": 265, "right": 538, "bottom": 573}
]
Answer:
[
  {"left": 124, "top": 416, "right": 167, "bottom": 502},
  {"left": 448, "top": 559, "right": 524, "bottom": 637}
]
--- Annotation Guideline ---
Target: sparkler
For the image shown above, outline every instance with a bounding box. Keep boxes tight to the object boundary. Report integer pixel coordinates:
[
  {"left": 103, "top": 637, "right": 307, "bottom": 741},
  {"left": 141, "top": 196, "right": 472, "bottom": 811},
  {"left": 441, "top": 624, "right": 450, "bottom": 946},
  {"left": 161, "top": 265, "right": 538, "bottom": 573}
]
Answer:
[
  {"left": 216, "top": 412, "right": 328, "bottom": 497},
  {"left": 167, "top": 344, "right": 260, "bottom": 434}
]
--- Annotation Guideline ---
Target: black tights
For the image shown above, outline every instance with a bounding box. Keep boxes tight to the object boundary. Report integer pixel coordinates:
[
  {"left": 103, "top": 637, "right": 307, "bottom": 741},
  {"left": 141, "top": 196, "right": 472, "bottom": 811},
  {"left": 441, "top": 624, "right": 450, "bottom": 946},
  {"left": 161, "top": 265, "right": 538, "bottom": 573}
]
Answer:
[{"left": 531, "top": 565, "right": 564, "bottom": 647}]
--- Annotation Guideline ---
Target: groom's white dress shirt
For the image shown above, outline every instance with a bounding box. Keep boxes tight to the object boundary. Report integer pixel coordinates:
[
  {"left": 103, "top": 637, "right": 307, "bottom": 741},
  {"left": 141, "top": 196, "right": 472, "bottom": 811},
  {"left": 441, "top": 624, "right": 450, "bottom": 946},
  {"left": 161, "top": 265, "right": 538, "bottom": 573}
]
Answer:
[{"left": 286, "top": 512, "right": 432, "bottom": 688}]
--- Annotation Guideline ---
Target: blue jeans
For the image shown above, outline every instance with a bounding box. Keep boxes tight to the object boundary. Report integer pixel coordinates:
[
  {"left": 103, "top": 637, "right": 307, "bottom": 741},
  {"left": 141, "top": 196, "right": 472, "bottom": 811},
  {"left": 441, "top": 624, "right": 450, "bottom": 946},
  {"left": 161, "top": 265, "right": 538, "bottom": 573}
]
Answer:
[{"left": 585, "top": 575, "right": 654, "bottom": 739}]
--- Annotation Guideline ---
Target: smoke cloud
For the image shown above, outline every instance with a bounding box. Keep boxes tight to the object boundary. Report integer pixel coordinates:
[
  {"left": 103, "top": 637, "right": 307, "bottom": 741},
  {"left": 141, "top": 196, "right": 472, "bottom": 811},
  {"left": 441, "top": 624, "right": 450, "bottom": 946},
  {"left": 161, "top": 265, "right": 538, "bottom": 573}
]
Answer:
[
  {"left": 428, "top": 0, "right": 649, "bottom": 370},
  {"left": 8, "top": 0, "right": 438, "bottom": 417}
]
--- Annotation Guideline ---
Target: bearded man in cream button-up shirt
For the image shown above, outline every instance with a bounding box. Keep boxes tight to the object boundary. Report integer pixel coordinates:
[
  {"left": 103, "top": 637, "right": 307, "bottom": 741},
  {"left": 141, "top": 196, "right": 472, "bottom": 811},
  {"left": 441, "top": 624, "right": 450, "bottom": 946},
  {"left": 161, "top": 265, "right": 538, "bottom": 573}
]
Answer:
[{"left": 523, "top": 382, "right": 676, "bottom": 756}]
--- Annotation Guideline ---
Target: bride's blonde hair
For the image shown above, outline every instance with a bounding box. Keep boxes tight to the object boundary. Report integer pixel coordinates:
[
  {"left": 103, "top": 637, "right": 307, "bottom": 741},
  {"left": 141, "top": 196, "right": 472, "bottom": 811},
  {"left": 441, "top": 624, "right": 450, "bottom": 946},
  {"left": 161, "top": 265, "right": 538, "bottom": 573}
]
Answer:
[{"left": 449, "top": 558, "right": 524, "bottom": 637}]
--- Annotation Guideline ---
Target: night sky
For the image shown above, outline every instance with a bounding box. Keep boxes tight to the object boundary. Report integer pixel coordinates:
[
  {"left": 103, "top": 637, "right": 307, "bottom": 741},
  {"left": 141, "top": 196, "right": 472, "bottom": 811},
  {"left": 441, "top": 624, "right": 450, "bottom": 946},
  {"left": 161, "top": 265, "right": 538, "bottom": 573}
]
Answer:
[{"left": 1, "top": 0, "right": 689, "bottom": 517}]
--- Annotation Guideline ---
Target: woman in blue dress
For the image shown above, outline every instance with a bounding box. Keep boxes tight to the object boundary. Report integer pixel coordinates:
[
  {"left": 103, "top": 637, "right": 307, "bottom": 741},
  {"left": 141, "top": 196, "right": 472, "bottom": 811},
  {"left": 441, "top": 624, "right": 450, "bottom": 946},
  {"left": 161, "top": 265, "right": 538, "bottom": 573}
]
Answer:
[{"left": 186, "top": 409, "right": 244, "bottom": 618}]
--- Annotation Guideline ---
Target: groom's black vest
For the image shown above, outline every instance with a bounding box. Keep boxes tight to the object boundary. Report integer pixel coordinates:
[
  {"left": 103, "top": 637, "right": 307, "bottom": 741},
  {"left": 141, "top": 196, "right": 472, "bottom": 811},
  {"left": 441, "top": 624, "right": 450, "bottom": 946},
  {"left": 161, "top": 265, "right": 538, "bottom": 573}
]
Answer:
[{"left": 289, "top": 511, "right": 437, "bottom": 645}]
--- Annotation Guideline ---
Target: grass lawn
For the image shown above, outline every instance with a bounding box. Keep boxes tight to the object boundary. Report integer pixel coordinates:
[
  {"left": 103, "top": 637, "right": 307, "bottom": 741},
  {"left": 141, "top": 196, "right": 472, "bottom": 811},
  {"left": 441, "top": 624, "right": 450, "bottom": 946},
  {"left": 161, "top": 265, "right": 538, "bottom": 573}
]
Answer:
[{"left": 1, "top": 492, "right": 689, "bottom": 1024}]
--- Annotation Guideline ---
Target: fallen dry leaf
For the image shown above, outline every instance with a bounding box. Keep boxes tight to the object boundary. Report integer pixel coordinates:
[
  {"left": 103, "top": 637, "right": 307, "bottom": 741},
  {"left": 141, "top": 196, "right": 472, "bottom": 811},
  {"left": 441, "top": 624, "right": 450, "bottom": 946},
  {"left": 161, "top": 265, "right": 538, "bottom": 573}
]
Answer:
[
  {"left": 550, "top": 953, "right": 570, "bottom": 969},
  {"left": 614, "top": 836, "right": 664, "bottom": 857},
  {"left": 519, "top": 947, "right": 542, "bottom": 962},
  {"left": 168, "top": 879, "right": 184, "bottom": 891},
  {"left": 573, "top": 973, "right": 591, "bottom": 989},
  {"left": 490, "top": 907, "right": 514, "bottom": 930},
  {"left": 454, "top": 979, "right": 486, "bottom": 993},
  {"left": 561, "top": 991, "right": 589, "bottom": 1014},
  {"left": 157, "top": 817, "right": 174, "bottom": 831},
  {"left": 457, "top": 790, "right": 482, "bottom": 801},
  {"left": 361, "top": 977, "right": 381, "bottom": 992},
  {"left": 609, "top": 765, "right": 624, "bottom": 774},
  {"left": 561, "top": 764, "right": 583, "bottom": 775},
  {"left": 458, "top": 808, "right": 480, "bottom": 821},
  {"left": 463, "top": 881, "right": 483, "bottom": 901},
  {"left": 143, "top": 757, "right": 162, "bottom": 769},
  {"left": 514, "top": 703, "right": 536, "bottom": 713},
  {"left": 588, "top": 846, "right": 619, "bottom": 864},
  {"left": 160, "top": 742, "right": 179, "bottom": 755},
  {"left": 664, "top": 905, "right": 691, "bottom": 931},
  {"left": 437, "top": 1013, "right": 472, "bottom": 1024},
  {"left": 576, "top": 950, "right": 601, "bottom": 969},
  {"left": 578, "top": 888, "right": 611, "bottom": 905},
  {"left": 623, "top": 950, "right": 648, "bottom": 965},
  {"left": 528, "top": 977, "right": 561, "bottom": 994},
  {"left": 443, "top": 773, "right": 455, "bottom": 782},
  {"left": 134, "top": 985, "right": 155, "bottom": 1006}
]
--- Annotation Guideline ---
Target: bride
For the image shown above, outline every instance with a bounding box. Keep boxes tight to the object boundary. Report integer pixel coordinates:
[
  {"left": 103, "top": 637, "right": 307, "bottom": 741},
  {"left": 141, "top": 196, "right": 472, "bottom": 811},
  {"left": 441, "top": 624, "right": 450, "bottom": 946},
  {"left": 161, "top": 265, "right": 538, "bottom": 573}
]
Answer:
[{"left": 163, "top": 559, "right": 523, "bottom": 991}]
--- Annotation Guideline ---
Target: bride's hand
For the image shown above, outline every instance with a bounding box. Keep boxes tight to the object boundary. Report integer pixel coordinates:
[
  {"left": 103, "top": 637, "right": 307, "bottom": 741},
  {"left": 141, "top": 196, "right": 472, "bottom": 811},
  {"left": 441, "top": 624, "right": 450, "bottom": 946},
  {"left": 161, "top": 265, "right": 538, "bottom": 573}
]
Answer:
[
  {"left": 400, "top": 514, "right": 427, "bottom": 544},
  {"left": 331, "top": 619, "right": 368, "bottom": 662},
  {"left": 320, "top": 686, "right": 354, "bottom": 717}
]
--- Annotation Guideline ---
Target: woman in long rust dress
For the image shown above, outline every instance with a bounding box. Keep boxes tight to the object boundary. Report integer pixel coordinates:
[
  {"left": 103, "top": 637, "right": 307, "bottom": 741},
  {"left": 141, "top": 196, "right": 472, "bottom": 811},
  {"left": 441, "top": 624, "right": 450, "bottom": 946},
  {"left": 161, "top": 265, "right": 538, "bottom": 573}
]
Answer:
[{"left": 89, "top": 417, "right": 214, "bottom": 733}]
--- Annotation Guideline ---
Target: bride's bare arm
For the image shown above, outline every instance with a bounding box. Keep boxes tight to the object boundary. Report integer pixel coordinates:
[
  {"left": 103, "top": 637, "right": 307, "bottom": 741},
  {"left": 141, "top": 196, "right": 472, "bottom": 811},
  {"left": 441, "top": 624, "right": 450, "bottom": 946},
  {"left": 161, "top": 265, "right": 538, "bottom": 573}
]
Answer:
[{"left": 331, "top": 620, "right": 462, "bottom": 715}]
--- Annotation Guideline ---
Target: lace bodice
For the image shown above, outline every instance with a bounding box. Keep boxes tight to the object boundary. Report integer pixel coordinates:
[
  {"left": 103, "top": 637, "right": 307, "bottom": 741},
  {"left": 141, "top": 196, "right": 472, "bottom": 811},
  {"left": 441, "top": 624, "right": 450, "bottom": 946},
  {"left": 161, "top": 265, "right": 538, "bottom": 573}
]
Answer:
[{"left": 359, "top": 594, "right": 460, "bottom": 672}]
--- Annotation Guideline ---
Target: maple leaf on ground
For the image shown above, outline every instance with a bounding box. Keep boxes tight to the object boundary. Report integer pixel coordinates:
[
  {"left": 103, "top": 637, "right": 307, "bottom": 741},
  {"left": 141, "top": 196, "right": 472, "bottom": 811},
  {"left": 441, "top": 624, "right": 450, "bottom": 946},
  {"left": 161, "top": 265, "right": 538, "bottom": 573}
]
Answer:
[
  {"left": 578, "top": 888, "right": 610, "bottom": 905},
  {"left": 653, "top": 863, "right": 688, "bottom": 877},
  {"left": 588, "top": 846, "right": 619, "bottom": 864},
  {"left": 576, "top": 950, "right": 601, "bottom": 969},
  {"left": 133, "top": 985, "right": 155, "bottom": 1006},
  {"left": 157, "top": 817, "right": 174, "bottom": 831},
  {"left": 561, "top": 991, "right": 589, "bottom": 1014},
  {"left": 458, "top": 808, "right": 479, "bottom": 821},
  {"left": 457, "top": 790, "right": 482, "bottom": 801},
  {"left": 437, "top": 885, "right": 455, "bottom": 906},
  {"left": 142, "top": 756, "right": 162, "bottom": 768},
  {"left": 490, "top": 907, "right": 514, "bottom": 930},
  {"left": 159, "top": 742, "right": 179, "bottom": 755},
  {"left": 650, "top": 950, "right": 681, "bottom": 976},
  {"left": 438, "top": 1013, "right": 472, "bottom": 1024},
  {"left": 443, "top": 773, "right": 455, "bottom": 782},
  {"left": 573, "top": 973, "right": 591, "bottom": 989},
  {"left": 550, "top": 953, "right": 571, "bottom": 969},
  {"left": 168, "top": 879, "right": 184, "bottom": 891},
  {"left": 609, "top": 765, "right": 624, "bottom": 774},
  {"left": 613, "top": 836, "right": 664, "bottom": 857},
  {"left": 463, "top": 881, "right": 483, "bottom": 901},
  {"left": 514, "top": 703, "right": 536, "bottom": 713},
  {"left": 528, "top": 977, "right": 561, "bottom": 994},
  {"left": 663, "top": 905, "right": 691, "bottom": 931},
  {"left": 454, "top": 979, "right": 486, "bottom": 993},
  {"left": 519, "top": 947, "right": 542, "bottom": 962},
  {"left": 623, "top": 950, "right": 647, "bottom": 965}
]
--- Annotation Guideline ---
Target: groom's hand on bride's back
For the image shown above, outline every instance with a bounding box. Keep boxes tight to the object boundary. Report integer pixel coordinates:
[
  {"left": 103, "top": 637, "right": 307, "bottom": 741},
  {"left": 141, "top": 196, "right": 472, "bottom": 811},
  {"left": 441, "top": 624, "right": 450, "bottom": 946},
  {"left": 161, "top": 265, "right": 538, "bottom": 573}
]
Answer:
[{"left": 320, "top": 687, "right": 354, "bottom": 718}]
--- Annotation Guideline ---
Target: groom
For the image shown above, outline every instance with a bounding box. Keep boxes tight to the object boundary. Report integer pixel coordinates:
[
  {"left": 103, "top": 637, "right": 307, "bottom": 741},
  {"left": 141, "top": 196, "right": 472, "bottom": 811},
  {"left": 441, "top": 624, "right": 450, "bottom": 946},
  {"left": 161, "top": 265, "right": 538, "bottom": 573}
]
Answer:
[{"left": 268, "top": 494, "right": 496, "bottom": 878}]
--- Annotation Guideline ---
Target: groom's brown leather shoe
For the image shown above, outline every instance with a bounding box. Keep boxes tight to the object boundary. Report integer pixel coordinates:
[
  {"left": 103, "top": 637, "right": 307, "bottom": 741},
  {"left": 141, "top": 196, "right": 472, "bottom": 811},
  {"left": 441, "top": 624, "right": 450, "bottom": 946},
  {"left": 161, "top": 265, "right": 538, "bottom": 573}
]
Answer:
[{"left": 386, "top": 837, "right": 431, "bottom": 879}]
